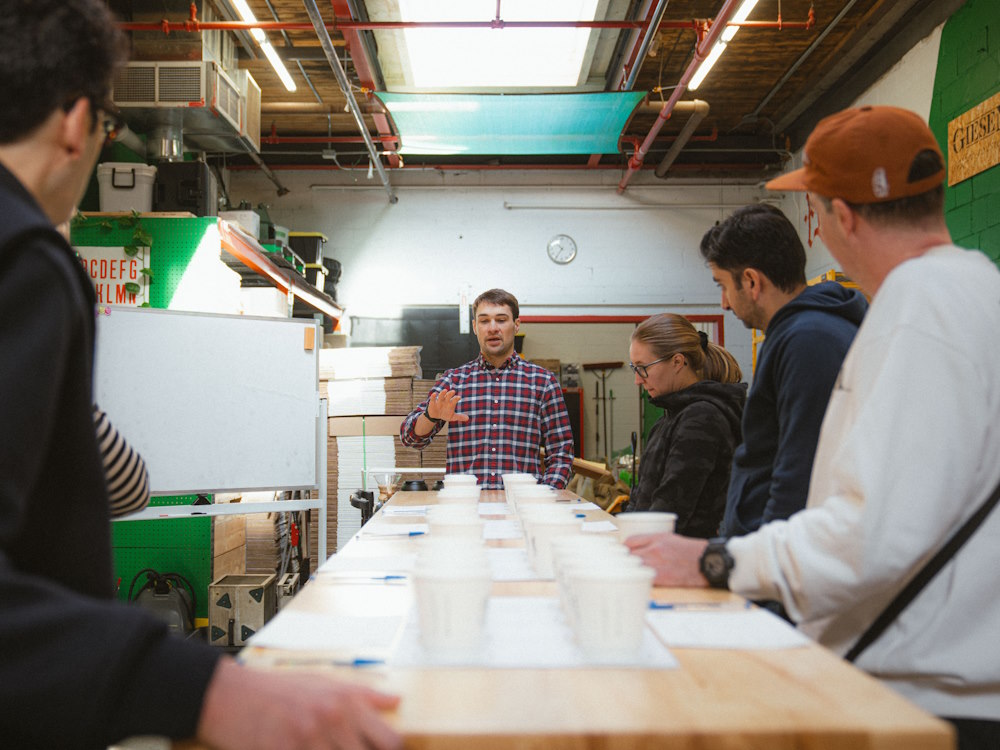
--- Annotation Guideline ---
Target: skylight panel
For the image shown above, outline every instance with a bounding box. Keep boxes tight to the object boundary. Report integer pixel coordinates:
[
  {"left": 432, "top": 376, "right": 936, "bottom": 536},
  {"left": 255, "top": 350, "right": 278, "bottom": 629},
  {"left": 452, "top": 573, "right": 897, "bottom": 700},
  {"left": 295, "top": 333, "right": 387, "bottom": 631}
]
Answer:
[{"left": 397, "top": 0, "right": 601, "bottom": 89}]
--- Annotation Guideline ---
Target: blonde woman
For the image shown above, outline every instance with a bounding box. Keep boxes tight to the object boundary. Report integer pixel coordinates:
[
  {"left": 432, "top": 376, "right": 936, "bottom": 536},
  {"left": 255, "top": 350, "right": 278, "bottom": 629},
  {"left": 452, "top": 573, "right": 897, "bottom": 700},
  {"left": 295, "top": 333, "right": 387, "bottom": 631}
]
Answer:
[{"left": 626, "top": 314, "right": 746, "bottom": 537}]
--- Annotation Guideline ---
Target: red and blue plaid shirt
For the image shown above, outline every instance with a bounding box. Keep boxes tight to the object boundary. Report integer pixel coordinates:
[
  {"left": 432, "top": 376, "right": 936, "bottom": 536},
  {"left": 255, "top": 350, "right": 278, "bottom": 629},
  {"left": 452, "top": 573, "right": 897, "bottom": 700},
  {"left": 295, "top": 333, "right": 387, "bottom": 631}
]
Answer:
[{"left": 401, "top": 353, "right": 574, "bottom": 489}]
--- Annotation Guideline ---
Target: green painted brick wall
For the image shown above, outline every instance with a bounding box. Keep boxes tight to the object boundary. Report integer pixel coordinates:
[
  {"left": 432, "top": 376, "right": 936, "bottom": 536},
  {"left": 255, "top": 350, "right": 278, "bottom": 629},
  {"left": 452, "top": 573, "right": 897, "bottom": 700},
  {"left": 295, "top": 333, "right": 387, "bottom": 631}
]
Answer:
[{"left": 930, "top": 0, "right": 1000, "bottom": 267}]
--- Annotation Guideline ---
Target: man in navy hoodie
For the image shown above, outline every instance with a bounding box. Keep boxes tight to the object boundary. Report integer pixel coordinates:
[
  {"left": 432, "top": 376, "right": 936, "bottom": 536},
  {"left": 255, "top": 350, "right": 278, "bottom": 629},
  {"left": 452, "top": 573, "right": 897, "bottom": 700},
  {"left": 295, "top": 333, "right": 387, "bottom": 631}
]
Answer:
[{"left": 699, "top": 204, "right": 867, "bottom": 537}]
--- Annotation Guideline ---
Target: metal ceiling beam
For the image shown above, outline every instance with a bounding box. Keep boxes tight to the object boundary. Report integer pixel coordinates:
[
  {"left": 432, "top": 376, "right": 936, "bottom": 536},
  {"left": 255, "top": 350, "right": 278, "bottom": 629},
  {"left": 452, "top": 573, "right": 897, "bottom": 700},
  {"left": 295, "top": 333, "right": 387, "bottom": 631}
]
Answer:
[
  {"left": 777, "top": 0, "right": 965, "bottom": 143},
  {"left": 302, "top": 0, "right": 396, "bottom": 203}
]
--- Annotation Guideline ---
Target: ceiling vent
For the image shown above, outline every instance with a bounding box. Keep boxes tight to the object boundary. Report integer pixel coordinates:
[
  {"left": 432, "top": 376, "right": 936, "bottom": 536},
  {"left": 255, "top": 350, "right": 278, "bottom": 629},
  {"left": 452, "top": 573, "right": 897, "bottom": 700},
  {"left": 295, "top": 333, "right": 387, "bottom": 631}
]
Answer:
[{"left": 113, "top": 61, "right": 260, "bottom": 157}]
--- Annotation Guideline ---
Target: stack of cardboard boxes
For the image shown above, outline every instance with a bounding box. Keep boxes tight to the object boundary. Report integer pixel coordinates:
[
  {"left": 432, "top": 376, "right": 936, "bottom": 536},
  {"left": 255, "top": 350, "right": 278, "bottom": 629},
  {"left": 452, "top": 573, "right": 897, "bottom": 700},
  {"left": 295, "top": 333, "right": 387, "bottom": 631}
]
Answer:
[{"left": 307, "top": 348, "right": 449, "bottom": 569}]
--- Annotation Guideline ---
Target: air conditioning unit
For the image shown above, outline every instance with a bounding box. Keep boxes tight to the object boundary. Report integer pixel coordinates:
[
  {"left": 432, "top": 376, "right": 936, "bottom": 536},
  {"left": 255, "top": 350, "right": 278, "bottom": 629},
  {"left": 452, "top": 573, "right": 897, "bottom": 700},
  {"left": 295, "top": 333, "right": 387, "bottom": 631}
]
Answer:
[{"left": 112, "top": 61, "right": 260, "bottom": 156}]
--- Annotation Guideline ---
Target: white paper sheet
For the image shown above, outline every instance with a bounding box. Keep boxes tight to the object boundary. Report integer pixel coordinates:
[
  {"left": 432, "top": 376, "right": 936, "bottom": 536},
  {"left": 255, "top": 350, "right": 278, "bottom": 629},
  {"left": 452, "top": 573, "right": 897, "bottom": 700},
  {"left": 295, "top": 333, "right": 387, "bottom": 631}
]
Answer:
[
  {"left": 316, "top": 553, "right": 416, "bottom": 576},
  {"left": 359, "top": 523, "right": 429, "bottom": 537},
  {"left": 380, "top": 505, "right": 428, "bottom": 517},
  {"left": 646, "top": 608, "right": 812, "bottom": 649},
  {"left": 390, "top": 596, "right": 678, "bottom": 669},
  {"left": 246, "top": 610, "right": 405, "bottom": 657},
  {"left": 477, "top": 502, "right": 512, "bottom": 515},
  {"left": 483, "top": 518, "right": 524, "bottom": 540}
]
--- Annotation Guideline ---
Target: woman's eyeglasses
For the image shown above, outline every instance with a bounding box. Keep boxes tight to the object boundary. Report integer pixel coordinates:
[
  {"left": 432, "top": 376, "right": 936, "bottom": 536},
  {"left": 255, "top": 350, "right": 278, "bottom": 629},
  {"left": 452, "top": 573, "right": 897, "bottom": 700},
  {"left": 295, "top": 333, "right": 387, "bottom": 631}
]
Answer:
[{"left": 629, "top": 356, "right": 670, "bottom": 379}]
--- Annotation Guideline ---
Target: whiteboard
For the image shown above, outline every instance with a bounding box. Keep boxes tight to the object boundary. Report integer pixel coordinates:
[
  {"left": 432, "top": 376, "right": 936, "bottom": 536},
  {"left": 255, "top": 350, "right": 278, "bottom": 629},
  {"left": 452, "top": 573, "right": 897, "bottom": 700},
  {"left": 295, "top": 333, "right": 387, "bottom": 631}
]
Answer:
[{"left": 94, "top": 306, "right": 320, "bottom": 494}]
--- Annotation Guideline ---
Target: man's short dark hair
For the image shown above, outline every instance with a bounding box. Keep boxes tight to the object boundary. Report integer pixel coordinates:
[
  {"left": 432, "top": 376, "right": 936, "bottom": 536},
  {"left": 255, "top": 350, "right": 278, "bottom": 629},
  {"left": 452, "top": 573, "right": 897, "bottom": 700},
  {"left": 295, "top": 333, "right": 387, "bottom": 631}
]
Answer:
[
  {"left": 0, "top": 0, "right": 128, "bottom": 143},
  {"left": 473, "top": 289, "right": 519, "bottom": 319},
  {"left": 699, "top": 204, "right": 807, "bottom": 293}
]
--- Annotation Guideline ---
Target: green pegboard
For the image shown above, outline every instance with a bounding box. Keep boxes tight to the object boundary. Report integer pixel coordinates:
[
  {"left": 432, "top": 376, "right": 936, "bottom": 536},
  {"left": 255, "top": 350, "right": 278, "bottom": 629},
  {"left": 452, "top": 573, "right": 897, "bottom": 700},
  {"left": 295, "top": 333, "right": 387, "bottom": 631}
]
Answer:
[{"left": 71, "top": 215, "right": 220, "bottom": 309}]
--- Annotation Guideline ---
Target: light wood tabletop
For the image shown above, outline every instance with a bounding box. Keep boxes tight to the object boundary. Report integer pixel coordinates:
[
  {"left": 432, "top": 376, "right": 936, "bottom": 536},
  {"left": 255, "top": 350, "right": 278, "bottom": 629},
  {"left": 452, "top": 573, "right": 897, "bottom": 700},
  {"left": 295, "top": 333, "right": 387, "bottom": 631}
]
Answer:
[{"left": 231, "top": 489, "right": 954, "bottom": 750}]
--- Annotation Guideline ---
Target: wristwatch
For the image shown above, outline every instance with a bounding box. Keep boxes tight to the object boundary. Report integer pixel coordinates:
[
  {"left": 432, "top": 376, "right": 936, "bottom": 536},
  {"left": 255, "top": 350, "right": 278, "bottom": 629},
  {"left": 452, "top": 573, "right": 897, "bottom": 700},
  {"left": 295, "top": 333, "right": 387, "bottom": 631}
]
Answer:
[{"left": 699, "top": 537, "right": 734, "bottom": 589}]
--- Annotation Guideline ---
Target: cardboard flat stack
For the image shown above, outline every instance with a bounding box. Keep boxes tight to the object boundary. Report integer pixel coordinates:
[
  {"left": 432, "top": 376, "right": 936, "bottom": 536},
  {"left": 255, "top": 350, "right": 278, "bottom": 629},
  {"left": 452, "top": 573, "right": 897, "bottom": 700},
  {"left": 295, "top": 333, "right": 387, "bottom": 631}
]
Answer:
[
  {"left": 322, "top": 377, "right": 414, "bottom": 417},
  {"left": 410, "top": 378, "right": 438, "bottom": 410},
  {"left": 319, "top": 346, "right": 422, "bottom": 380},
  {"left": 323, "top": 419, "right": 425, "bottom": 551}
]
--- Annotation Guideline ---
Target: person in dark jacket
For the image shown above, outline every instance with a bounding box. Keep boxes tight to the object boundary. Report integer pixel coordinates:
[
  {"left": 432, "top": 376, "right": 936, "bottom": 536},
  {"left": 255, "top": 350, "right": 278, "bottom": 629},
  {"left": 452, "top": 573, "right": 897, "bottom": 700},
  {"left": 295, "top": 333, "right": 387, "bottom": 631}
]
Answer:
[
  {"left": 0, "top": 3, "right": 401, "bottom": 749},
  {"left": 625, "top": 314, "right": 746, "bottom": 538},
  {"left": 700, "top": 204, "right": 868, "bottom": 538}
]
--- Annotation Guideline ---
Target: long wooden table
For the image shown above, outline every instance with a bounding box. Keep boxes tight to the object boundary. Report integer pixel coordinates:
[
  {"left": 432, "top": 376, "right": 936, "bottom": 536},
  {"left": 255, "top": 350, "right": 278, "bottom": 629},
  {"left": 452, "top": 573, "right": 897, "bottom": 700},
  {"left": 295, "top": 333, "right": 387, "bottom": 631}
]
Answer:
[{"left": 237, "top": 489, "right": 954, "bottom": 749}]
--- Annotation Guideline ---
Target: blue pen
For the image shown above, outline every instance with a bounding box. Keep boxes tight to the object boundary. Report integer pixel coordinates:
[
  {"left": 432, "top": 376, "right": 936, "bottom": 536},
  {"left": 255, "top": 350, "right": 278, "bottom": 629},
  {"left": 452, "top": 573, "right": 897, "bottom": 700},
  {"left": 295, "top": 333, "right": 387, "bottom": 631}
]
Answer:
[
  {"left": 649, "top": 600, "right": 752, "bottom": 610},
  {"left": 339, "top": 658, "right": 385, "bottom": 667},
  {"left": 575, "top": 513, "right": 586, "bottom": 518},
  {"left": 408, "top": 530, "right": 426, "bottom": 536},
  {"left": 375, "top": 574, "right": 407, "bottom": 581}
]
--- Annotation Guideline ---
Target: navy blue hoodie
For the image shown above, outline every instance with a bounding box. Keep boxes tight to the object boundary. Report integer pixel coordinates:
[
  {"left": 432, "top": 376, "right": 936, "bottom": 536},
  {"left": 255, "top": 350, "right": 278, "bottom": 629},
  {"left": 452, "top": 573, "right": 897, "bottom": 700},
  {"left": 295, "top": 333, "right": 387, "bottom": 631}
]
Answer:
[{"left": 721, "top": 281, "right": 867, "bottom": 538}]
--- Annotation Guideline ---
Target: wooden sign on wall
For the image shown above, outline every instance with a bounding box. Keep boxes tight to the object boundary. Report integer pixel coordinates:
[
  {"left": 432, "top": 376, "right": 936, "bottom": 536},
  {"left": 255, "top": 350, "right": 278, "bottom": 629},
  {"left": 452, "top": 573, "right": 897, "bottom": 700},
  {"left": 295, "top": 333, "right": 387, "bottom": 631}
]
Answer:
[{"left": 947, "top": 90, "right": 1000, "bottom": 186}]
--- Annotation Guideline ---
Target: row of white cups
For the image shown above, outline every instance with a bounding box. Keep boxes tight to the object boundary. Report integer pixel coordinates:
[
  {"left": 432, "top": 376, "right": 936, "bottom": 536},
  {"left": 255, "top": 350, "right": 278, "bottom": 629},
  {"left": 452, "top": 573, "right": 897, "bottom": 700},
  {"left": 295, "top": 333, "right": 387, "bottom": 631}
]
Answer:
[{"left": 408, "top": 472, "right": 677, "bottom": 661}]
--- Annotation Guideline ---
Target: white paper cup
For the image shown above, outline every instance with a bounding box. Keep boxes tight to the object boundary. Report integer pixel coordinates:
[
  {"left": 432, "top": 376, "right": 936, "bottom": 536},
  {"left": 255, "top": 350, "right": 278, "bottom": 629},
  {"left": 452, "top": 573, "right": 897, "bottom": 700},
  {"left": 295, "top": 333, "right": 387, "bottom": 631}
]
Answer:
[
  {"left": 435, "top": 486, "right": 482, "bottom": 503},
  {"left": 567, "top": 565, "right": 655, "bottom": 661},
  {"left": 523, "top": 514, "right": 583, "bottom": 578},
  {"left": 426, "top": 505, "right": 480, "bottom": 521},
  {"left": 614, "top": 511, "right": 677, "bottom": 541},
  {"left": 415, "top": 537, "right": 489, "bottom": 571},
  {"left": 426, "top": 511, "right": 484, "bottom": 538},
  {"left": 501, "top": 473, "right": 539, "bottom": 503},
  {"left": 508, "top": 484, "right": 557, "bottom": 510},
  {"left": 556, "top": 551, "right": 645, "bottom": 625},
  {"left": 443, "top": 473, "right": 479, "bottom": 485},
  {"left": 412, "top": 567, "right": 492, "bottom": 656}
]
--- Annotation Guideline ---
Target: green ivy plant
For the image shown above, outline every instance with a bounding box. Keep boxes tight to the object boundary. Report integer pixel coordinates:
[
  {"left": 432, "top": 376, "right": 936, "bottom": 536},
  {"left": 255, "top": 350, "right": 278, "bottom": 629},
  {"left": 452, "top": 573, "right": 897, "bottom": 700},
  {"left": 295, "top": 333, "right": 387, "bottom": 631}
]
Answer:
[{"left": 71, "top": 210, "right": 153, "bottom": 307}]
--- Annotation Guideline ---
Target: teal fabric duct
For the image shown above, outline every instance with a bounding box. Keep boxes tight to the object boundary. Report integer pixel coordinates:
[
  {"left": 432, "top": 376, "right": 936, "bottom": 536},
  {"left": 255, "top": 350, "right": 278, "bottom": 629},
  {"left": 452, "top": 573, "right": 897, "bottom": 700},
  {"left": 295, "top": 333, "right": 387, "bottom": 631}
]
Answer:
[{"left": 375, "top": 92, "right": 647, "bottom": 155}]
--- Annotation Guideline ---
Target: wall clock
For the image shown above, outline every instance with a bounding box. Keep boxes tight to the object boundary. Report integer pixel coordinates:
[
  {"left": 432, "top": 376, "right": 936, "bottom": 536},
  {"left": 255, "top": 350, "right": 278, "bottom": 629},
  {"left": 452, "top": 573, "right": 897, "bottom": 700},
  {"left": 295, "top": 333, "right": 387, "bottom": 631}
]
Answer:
[{"left": 547, "top": 234, "right": 577, "bottom": 265}]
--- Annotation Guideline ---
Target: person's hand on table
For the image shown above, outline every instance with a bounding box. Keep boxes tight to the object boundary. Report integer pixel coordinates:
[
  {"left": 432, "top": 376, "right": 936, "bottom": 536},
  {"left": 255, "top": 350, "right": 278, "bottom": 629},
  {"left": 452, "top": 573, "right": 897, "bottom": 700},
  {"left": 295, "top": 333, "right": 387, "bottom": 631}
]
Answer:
[
  {"left": 625, "top": 533, "right": 710, "bottom": 587},
  {"left": 197, "top": 659, "right": 403, "bottom": 750},
  {"left": 426, "top": 389, "right": 469, "bottom": 424}
]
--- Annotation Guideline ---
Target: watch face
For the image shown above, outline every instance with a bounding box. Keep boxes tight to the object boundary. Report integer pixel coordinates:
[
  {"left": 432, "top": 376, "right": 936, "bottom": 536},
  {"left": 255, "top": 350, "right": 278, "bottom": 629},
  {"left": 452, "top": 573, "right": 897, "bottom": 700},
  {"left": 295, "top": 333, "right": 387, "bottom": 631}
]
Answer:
[
  {"left": 700, "top": 541, "right": 733, "bottom": 588},
  {"left": 703, "top": 553, "right": 726, "bottom": 578},
  {"left": 547, "top": 234, "right": 577, "bottom": 264}
]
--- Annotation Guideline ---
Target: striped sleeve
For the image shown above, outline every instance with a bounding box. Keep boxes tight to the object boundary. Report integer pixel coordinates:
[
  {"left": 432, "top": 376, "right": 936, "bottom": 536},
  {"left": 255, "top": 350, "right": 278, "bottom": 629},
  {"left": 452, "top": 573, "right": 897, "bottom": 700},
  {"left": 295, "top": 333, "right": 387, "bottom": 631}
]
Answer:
[{"left": 93, "top": 406, "right": 150, "bottom": 517}]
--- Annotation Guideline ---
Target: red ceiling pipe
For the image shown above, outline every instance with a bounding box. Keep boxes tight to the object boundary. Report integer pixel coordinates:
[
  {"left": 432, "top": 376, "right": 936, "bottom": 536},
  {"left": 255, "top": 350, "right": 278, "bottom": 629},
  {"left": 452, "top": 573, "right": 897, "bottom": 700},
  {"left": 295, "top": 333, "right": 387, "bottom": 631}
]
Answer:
[
  {"left": 619, "top": 127, "right": 718, "bottom": 150},
  {"left": 228, "top": 161, "right": 768, "bottom": 172},
  {"left": 617, "top": 0, "right": 741, "bottom": 193},
  {"left": 118, "top": 18, "right": 810, "bottom": 33},
  {"left": 261, "top": 134, "right": 400, "bottom": 145}
]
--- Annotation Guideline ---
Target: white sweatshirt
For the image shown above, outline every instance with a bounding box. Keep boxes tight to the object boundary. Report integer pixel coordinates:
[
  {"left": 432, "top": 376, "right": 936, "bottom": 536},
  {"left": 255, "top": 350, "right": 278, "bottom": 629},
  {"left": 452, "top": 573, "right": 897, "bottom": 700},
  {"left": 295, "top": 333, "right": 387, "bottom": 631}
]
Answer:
[{"left": 729, "top": 245, "right": 1000, "bottom": 720}]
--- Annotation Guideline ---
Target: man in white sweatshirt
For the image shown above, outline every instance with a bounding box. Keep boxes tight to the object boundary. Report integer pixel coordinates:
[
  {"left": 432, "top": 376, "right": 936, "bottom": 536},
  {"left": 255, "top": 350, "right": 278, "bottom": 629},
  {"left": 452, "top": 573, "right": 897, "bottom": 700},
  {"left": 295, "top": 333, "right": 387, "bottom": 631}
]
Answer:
[{"left": 626, "top": 105, "right": 1000, "bottom": 750}]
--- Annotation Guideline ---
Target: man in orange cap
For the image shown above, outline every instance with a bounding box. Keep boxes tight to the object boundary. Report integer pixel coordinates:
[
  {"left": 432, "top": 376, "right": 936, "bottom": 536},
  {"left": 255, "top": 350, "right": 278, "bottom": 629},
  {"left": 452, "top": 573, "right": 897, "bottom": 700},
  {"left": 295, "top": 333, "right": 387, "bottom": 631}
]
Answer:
[{"left": 627, "top": 105, "right": 1000, "bottom": 749}]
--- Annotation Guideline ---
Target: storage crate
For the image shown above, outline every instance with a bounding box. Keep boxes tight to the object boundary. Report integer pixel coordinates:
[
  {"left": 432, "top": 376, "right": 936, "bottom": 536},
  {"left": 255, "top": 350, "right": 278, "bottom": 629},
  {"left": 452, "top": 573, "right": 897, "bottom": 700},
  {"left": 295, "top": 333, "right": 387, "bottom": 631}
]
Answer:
[
  {"left": 208, "top": 573, "right": 276, "bottom": 647},
  {"left": 97, "top": 162, "right": 157, "bottom": 213}
]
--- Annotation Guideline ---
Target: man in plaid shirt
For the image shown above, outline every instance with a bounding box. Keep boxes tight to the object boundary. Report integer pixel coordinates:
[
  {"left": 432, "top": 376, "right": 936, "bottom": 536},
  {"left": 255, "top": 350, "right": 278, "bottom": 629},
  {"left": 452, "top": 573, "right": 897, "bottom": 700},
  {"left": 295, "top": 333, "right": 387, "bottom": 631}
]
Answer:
[{"left": 401, "top": 289, "right": 574, "bottom": 489}]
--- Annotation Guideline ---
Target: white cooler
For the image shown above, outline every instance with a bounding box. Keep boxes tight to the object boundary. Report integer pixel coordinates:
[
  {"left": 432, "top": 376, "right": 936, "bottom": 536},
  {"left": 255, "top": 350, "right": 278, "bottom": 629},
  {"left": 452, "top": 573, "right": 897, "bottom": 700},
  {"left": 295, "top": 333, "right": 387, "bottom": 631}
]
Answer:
[{"left": 96, "top": 162, "right": 157, "bottom": 213}]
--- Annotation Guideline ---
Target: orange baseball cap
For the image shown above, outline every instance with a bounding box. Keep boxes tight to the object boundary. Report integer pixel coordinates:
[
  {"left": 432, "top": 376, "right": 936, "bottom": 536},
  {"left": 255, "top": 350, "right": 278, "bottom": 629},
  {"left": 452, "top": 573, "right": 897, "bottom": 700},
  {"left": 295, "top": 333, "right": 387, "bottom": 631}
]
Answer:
[{"left": 766, "top": 105, "right": 944, "bottom": 203}]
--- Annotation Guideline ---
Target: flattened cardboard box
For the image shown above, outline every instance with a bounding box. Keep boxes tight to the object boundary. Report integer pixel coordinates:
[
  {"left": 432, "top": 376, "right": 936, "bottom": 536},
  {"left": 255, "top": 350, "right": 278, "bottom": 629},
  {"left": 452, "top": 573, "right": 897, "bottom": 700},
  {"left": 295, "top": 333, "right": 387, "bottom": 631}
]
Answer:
[{"left": 328, "top": 415, "right": 448, "bottom": 437}]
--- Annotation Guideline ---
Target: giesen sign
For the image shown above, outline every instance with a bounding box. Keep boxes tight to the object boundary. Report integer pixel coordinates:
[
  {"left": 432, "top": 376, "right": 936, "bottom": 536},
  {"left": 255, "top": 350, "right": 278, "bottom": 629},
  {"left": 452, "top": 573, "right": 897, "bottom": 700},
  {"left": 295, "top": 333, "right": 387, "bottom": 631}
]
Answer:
[
  {"left": 75, "top": 245, "right": 150, "bottom": 306},
  {"left": 948, "top": 90, "right": 1000, "bottom": 186}
]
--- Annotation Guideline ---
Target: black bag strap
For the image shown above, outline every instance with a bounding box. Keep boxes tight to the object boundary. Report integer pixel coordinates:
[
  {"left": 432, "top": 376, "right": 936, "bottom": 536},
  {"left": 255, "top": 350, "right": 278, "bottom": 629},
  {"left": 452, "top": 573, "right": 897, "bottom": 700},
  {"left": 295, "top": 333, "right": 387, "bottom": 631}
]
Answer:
[{"left": 845, "top": 475, "right": 1000, "bottom": 663}]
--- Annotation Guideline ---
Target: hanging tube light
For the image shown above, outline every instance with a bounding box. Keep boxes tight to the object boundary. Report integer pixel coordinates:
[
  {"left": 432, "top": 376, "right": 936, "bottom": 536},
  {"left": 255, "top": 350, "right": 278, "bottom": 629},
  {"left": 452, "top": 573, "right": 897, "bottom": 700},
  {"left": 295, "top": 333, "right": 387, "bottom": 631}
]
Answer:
[
  {"left": 230, "top": 0, "right": 297, "bottom": 91},
  {"left": 689, "top": 0, "right": 759, "bottom": 90}
]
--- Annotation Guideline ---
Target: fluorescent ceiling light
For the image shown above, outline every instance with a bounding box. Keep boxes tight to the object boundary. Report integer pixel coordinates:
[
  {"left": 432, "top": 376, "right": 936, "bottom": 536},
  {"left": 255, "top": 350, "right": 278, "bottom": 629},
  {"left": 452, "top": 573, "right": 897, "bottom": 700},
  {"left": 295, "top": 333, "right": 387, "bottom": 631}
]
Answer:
[
  {"left": 397, "top": 0, "right": 601, "bottom": 89},
  {"left": 689, "top": 0, "right": 759, "bottom": 90},
  {"left": 230, "top": 0, "right": 297, "bottom": 92}
]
